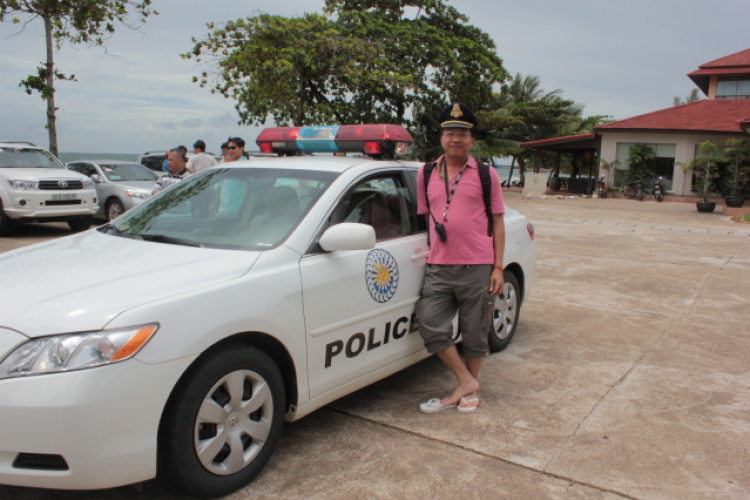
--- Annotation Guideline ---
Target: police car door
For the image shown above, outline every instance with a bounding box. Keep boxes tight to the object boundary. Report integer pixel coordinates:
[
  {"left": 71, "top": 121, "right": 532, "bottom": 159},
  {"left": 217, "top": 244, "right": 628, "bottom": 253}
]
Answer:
[{"left": 300, "top": 171, "right": 429, "bottom": 399}]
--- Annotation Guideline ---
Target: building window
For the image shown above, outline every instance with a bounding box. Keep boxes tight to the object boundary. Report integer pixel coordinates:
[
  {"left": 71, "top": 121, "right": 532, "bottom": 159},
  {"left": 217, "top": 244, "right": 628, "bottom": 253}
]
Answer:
[
  {"left": 716, "top": 78, "right": 750, "bottom": 99},
  {"left": 615, "top": 143, "right": 676, "bottom": 189}
]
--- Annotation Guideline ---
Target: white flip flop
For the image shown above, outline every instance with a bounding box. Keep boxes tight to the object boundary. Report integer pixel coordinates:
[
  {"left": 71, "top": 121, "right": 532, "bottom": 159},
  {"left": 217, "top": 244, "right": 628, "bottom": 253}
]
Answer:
[{"left": 419, "top": 398, "right": 457, "bottom": 414}]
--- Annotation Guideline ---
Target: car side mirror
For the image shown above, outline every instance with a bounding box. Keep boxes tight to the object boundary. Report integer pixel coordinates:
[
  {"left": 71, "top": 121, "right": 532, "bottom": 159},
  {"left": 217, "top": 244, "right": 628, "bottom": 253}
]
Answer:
[
  {"left": 90, "top": 174, "right": 102, "bottom": 183},
  {"left": 319, "top": 223, "right": 376, "bottom": 251}
]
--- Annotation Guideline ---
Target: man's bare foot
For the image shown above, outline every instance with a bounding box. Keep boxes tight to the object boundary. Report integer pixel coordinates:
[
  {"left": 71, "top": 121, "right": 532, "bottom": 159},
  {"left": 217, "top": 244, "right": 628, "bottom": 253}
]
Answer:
[{"left": 440, "top": 380, "right": 479, "bottom": 406}]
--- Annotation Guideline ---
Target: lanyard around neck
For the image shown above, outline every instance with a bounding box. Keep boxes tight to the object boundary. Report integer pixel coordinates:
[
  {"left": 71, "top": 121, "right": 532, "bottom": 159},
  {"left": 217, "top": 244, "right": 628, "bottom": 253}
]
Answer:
[{"left": 442, "top": 160, "right": 467, "bottom": 221}]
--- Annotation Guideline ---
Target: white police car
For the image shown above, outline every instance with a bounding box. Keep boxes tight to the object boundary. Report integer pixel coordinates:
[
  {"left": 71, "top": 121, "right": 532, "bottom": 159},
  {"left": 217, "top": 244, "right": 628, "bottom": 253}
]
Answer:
[{"left": 0, "top": 125, "right": 535, "bottom": 496}]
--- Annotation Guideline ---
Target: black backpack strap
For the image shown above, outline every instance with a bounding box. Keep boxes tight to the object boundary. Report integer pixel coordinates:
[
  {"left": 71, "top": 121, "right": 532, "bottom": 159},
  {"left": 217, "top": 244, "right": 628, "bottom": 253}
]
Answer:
[
  {"left": 477, "top": 161, "right": 493, "bottom": 236},
  {"left": 423, "top": 161, "right": 435, "bottom": 210},
  {"left": 422, "top": 162, "right": 435, "bottom": 245}
]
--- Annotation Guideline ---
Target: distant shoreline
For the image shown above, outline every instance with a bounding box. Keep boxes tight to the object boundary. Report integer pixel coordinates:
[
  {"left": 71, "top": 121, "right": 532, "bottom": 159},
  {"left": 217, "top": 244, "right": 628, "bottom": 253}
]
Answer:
[{"left": 58, "top": 152, "right": 139, "bottom": 163}]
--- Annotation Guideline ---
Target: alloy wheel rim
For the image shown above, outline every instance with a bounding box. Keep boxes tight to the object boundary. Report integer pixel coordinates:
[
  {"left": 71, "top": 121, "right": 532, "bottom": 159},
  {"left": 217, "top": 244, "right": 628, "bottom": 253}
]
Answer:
[
  {"left": 194, "top": 369, "right": 274, "bottom": 475},
  {"left": 492, "top": 283, "right": 517, "bottom": 341}
]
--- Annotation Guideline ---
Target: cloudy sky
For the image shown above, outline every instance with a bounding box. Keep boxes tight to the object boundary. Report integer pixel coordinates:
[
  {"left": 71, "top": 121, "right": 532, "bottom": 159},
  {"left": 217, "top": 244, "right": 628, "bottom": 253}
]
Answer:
[{"left": 0, "top": 0, "right": 747, "bottom": 154}]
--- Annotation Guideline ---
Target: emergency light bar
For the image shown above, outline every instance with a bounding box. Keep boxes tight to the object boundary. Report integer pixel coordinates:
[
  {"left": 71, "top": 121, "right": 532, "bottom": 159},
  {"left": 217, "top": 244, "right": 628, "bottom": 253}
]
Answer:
[{"left": 255, "top": 124, "right": 413, "bottom": 157}]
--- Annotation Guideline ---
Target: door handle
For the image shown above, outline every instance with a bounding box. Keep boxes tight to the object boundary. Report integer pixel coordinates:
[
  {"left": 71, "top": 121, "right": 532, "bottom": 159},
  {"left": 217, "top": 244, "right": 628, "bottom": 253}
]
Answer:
[{"left": 410, "top": 250, "right": 430, "bottom": 261}]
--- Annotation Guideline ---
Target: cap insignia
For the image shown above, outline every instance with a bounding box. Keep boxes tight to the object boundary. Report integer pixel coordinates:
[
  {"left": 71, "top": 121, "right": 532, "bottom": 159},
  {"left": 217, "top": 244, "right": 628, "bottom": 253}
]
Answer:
[{"left": 450, "top": 104, "right": 463, "bottom": 118}]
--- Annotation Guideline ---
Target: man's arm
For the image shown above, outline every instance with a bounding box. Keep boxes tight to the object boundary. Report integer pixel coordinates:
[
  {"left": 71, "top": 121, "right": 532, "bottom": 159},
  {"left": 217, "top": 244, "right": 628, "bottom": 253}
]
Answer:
[{"left": 489, "top": 214, "right": 505, "bottom": 295}]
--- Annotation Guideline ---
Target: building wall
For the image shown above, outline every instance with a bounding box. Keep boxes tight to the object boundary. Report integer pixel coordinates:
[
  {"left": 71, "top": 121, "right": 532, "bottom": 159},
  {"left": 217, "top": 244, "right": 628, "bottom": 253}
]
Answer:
[
  {"left": 708, "top": 75, "right": 717, "bottom": 99},
  {"left": 599, "top": 131, "right": 743, "bottom": 196}
]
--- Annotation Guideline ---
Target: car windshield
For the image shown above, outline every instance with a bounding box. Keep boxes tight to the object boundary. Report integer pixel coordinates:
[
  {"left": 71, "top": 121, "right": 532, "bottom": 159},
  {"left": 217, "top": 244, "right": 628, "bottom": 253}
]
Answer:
[
  {"left": 99, "top": 163, "right": 158, "bottom": 182},
  {"left": 107, "top": 166, "right": 337, "bottom": 250},
  {"left": 0, "top": 147, "right": 65, "bottom": 168}
]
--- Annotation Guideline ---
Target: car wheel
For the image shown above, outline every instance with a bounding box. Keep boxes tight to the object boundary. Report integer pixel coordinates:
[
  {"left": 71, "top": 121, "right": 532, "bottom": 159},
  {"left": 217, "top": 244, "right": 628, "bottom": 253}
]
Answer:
[
  {"left": 0, "top": 201, "right": 17, "bottom": 236},
  {"left": 106, "top": 199, "right": 125, "bottom": 221},
  {"left": 488, "top": 271, "right": 521, "bottom": 353},
  {"left": 67, "top": 215, "right": 93, "bottom": 232},
  {"left": 159, "top": 345, "right": 285, "bottom": 497}
]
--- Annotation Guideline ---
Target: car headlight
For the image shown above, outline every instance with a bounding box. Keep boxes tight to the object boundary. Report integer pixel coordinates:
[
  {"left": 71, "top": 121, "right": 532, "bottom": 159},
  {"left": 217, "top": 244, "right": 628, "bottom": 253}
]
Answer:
[
  {"left": 0, "top": 323, "right": 158, "bottom": 379},
  {"left": 125, "top": 188, "right": 151, "bottom": 199},
  {"left": 9, "top": 179, "right": 37, "bottom": 190},
  {"left": 82, "top": 179, "right": 95, "bottom": 189}
]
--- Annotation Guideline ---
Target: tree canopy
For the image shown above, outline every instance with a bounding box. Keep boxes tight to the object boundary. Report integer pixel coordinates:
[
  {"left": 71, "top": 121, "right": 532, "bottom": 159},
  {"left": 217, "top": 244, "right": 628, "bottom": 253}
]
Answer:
[
  {"left": 185, "top": 0, "right": 507, "bottom": 158},
  {"left": 0, "top": 0, "right": 156, "bottom": 155}
]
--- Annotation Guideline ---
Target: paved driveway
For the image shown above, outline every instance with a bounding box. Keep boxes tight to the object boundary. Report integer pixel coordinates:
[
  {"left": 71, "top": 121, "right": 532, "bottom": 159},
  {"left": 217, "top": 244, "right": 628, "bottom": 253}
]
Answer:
[{"left": 1, "top": 194, "right": 749, "bottom": 499}]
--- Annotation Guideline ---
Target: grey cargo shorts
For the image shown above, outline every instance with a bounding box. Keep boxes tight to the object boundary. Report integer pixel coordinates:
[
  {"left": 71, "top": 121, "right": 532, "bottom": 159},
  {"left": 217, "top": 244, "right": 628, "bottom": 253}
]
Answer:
[{"left": 417, "top": 264, "right": 494, "bottom": 357}]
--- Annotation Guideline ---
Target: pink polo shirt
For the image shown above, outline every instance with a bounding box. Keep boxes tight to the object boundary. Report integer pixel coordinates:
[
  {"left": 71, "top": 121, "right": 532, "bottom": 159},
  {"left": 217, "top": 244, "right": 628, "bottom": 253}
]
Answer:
[{"left": 417, "top": 155, "right": 504, "bottom": 265}]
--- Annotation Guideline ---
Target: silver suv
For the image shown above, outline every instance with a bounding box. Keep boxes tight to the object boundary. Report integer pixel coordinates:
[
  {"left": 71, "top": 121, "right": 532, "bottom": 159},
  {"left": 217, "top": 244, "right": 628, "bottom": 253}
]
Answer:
[{"left": 0, "top": 142, "right": 98, "bottom": 235}]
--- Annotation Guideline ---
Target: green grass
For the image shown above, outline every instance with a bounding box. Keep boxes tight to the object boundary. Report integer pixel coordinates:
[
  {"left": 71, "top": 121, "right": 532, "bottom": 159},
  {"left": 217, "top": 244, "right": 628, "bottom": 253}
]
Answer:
[{"left": 744, "top": 214, "right": 750, "bottom": 223}]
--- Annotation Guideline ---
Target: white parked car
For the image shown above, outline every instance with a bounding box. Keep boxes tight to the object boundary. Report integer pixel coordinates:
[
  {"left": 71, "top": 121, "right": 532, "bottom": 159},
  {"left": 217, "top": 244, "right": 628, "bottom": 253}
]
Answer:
[
  {"left": 0, "top": 126, "right": 535, "bottom": 496},
  {"left": 0, "top": 142, "right": 98, "bottom": 235}
]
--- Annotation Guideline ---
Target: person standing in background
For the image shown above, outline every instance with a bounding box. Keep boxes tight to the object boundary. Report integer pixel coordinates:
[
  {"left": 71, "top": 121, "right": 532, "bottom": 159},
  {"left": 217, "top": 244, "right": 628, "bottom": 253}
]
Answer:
[{"left": 187, "top": 139, "right": 218, "bottom": 174}]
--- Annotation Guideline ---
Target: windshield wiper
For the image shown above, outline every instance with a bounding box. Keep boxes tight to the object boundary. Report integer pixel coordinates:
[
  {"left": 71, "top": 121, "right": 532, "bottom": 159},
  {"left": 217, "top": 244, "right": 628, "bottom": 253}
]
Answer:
[
  {"left": 100, "top": 222, "right": 123, "bottom": 236},
  {"left": 138, "top": 233, "right": 203, "bottom": 247}
]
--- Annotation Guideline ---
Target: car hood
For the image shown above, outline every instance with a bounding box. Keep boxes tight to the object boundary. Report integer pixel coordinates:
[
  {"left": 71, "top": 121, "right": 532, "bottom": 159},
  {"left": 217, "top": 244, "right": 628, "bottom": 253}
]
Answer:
[
  {"left": 0, "top": 230, "right": 260, "bottom": 337},
  {"left": 0, "top": 167, "right": 87, "bottom": 180}
]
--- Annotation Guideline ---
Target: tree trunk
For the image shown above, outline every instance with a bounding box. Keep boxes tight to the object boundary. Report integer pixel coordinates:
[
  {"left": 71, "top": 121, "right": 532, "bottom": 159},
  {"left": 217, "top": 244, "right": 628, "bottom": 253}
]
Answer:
[{"left": 44, "top": 16, "right": 58, "bottom": 156}]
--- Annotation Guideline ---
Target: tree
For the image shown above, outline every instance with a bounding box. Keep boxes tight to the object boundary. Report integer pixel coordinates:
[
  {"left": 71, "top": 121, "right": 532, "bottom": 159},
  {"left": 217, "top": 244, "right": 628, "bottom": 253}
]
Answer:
[
  {"left": 680, "top": 141, "right": 720, "bottom": 202},
  {"left": 672, "top": 88, "right": 701, "bottom": 106},
  {"left": 625, "top": 144, "right": 655, "bottom": 186},
  {"left": 720, "top": 138, "right": 750, "bottom": 197},
  {"left": 185, "top": 0, "right": 506, "bottom": 159},
  {"left": 476, "top": 73, "right": 600, "bottom": 184},
  {"left": 0, "top": 1, "right": 156, "bottom": 155}
]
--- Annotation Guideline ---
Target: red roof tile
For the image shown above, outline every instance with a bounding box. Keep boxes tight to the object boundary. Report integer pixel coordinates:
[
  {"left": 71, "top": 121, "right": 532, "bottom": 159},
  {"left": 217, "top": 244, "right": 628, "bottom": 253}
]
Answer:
[
  {"left": 688, "top": 48, "right": 750, "bottom": 93},
  {"left": 697, "top": 48, "right": 750, "bottom": 69},
  {"left": 521, "top": 133, "right": 595, "bottom": 148},
  {"left": 595, "top": 99, "right": 750, "bottom": 134}
]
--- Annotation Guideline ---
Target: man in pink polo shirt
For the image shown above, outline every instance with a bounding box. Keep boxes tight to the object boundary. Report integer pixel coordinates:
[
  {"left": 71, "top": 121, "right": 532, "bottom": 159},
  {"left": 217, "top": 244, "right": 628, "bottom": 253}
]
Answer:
[{"left": 416, "top": 103, "right": 506, "bottom": 414}]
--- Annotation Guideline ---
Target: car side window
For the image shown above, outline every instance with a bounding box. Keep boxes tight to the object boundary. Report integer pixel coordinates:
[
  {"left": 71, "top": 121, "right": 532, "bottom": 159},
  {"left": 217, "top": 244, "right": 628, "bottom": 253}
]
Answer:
[
  {"left": 329, "top": 173, "right": 416, "bottom": 240},
  {"left": 404, "top": 169, "right": 428, "bottom": 232},
  {"left": 82, "top": 164, "right": 97, "bottom": 177}
]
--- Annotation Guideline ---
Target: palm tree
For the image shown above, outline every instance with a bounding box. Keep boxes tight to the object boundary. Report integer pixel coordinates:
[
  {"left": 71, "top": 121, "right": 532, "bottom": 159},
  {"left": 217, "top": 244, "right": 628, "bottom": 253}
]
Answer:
[
  {"left": 672, "top": 89, "right": 701, "bottom": 106},
  {"left": 479, "top": 73, "right": 604, "bottom": 185}
]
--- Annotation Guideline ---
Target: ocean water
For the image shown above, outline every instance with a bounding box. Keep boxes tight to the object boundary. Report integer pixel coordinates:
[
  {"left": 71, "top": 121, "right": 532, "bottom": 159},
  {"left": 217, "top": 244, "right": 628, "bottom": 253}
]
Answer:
[
  {"left": 57, "top": 152, "right": 522, "bottom": 183},
  {"left": 58, "top": 152, "right": 140, "bottom": 163}
]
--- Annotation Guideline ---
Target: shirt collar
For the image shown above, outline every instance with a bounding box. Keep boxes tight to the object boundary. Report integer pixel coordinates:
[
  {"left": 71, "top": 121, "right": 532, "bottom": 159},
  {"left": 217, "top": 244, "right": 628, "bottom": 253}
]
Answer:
[{"left": 435, "top": 154, "right": 478, "bottom": 169}]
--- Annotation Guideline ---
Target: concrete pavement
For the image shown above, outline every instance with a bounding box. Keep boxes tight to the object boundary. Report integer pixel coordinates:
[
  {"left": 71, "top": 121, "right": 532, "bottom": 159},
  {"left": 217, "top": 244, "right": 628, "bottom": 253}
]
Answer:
[{"left": 1, "top": 194, "right": 748, "bottom": 499}]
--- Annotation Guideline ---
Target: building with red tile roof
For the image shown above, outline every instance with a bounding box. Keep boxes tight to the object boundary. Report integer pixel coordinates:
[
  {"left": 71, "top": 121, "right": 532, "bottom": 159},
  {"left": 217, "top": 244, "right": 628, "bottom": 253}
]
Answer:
[{"left": 522, "top": 48, "right": 750, "bottom": 197}]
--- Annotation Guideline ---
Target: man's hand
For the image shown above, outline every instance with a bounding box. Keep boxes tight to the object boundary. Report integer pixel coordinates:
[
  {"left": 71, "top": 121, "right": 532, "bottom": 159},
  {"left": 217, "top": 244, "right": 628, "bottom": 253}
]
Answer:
[{"left": 489, "top": 268, "right": 505, "bottom": 296}]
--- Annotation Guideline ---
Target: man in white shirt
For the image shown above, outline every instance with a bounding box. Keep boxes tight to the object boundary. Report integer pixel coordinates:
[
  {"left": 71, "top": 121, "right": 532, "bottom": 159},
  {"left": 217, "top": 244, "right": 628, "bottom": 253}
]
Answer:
[
  {"left": 152, "top": 148, "right": 191, "bottom": 195},
  {"left": 187, "top": 139, "right": 218, "bottom": 174}
]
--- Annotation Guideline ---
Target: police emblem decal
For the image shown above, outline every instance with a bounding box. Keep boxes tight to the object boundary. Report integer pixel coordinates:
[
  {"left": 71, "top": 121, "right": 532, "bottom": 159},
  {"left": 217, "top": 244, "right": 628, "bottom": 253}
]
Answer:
[
  {"left": 450, "top": 103, "right": 463, "bottom": 118},
  {"left": 365, "top": 249, "right": 399, "bottom": 303}
]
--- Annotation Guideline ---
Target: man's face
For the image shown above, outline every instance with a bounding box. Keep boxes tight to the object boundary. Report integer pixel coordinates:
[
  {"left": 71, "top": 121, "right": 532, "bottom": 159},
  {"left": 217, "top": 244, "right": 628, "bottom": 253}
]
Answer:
[
  {"left": 167, "top": 151, "right": 185, "bottom": 174},
  {"left": 226, "top": 141, "right": 243, "bottom": 162},
  {"left": 440, "top": 127, "right": 474, "bottom": 160}
]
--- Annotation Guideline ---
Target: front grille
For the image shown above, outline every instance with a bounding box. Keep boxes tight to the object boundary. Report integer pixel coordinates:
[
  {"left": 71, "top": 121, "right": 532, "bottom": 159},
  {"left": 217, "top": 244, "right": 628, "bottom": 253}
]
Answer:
[
  {"left": 39, "top": 180, "right": 84, "bottom": 190},
  {"left": 45, "top": 200, "right": 82, "bottom": 206},
  {"left": 13, "top": 453, "right": 69, "bottom": 471}
]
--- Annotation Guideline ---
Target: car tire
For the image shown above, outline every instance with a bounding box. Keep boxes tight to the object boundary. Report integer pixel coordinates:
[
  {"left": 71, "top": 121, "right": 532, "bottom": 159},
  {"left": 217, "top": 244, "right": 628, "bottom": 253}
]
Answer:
[
  {"left": 0, "top": 201, "right": 17, "bottom": 237},
  {"left": 488, "top": 271, "right": 521, "bottom": 353},
  {"left": 159, "top": 345, "right": 285, "bottom": 497},
  {"left": 106, "top": 199, "right": 125, "bottom": 221},
  {"left": 67, "top": 215, "right": 93, "bottom": 232}
]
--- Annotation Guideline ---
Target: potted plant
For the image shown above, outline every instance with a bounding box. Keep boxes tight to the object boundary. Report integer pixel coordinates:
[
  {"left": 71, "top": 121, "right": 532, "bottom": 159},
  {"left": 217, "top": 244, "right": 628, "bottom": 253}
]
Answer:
[
  {"left": 721, "top": 138, "right": 750, "bottom": 208},
  {"left": 681, "top": 141, "right": 720, "bottom": 212}
]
